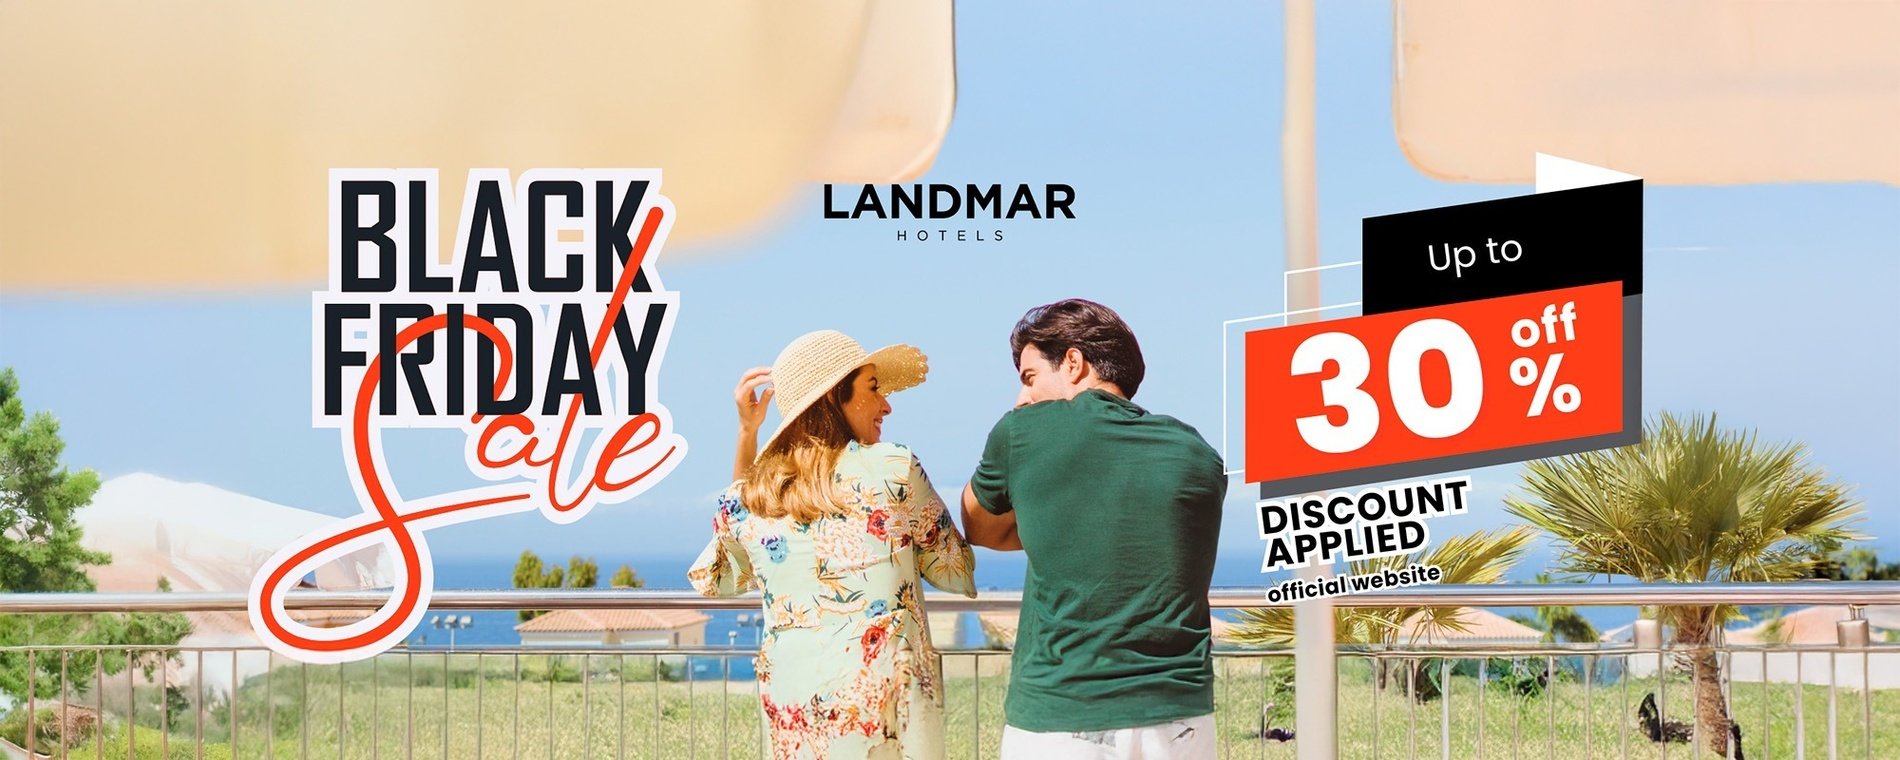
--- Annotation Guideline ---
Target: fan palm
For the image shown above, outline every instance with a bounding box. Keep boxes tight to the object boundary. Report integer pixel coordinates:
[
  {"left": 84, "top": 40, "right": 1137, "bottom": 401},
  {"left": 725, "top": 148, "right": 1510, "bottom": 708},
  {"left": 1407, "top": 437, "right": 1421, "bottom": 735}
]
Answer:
[{"left": 1505, "top": 411, "right": 1861, "bottom": 756}]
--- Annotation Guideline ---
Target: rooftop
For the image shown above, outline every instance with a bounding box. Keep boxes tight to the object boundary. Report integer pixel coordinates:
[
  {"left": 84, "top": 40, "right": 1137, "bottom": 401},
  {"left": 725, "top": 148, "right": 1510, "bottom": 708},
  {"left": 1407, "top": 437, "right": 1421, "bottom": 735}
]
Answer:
[{"left": 514, "top": 608, "right": 711, "bottom": 634}]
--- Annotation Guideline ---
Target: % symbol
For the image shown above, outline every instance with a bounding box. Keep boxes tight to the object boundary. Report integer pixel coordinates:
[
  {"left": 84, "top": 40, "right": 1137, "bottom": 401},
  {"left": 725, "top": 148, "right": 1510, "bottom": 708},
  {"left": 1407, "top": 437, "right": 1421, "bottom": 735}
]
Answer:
[{"left": 1509, "top": 353, "right": 1581, "bottom": 416}]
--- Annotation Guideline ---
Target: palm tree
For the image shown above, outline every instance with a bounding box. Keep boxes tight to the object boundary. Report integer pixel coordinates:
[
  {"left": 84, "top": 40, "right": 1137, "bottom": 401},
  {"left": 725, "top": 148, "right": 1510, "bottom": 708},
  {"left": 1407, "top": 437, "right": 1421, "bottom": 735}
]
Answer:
[
  {"left": 1812, "top": 545, "right": 1900, "bottom": 581},
  {"left": 1506, "top": 412, "right": 1861, "bottom": 757},
  {"left": 1530, "top": 573, "right": 1599, "bottom": 644},
  {"left": 1228, "top": 526, "right": 1537, "bottom": 699},
  {"left": 1758, "top": 608, "right": 1791, "bottom": 646},
  {"left": 1842, "top": 547, "right": 1882, "bottom": 580}
]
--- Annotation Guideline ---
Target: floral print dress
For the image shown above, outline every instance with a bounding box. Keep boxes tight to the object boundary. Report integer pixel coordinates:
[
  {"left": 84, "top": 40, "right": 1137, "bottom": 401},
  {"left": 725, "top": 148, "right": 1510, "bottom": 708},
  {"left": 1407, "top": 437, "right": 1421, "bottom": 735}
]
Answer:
[{"left": 688, "top": 441, "right": 977, "bottom": 760}]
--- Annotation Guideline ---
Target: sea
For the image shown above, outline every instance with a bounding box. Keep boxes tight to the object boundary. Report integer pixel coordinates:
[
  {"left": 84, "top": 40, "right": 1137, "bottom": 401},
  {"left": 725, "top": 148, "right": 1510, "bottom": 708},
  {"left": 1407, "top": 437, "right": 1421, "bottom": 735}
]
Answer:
[
  {"left": 420, "top": 556, "right": 1013, "bottom": 682},
  {"left": 414, "top": 549, "right": 1662, "bottom": 683}
]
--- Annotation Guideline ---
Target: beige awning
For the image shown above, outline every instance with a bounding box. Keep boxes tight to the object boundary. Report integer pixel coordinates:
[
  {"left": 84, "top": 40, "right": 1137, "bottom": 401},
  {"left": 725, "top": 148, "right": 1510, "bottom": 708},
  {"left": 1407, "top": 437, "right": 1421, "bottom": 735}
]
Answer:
[
  {"left": 1394, "top": 0, "right": 1900, "bottom": 185},
  {"left": 80, "top": 472, "right": 394, "bottom": 593},
  {"left": 0, "top": 1, "right": 952, "bottom": 289}
]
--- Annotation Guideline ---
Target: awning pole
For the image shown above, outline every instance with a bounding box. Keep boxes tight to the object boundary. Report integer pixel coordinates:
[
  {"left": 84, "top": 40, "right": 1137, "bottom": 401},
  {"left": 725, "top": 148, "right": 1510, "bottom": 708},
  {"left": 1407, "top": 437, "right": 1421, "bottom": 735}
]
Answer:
[{"left": 1281, "top": 1, "right": 1337, "bottom": 757}]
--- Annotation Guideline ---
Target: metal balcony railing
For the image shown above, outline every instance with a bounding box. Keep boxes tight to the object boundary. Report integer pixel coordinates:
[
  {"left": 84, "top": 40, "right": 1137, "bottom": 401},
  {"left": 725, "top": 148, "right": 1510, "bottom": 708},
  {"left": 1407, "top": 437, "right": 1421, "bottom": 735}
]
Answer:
[{"left": 2, "top": 582, "right": 1896, "bottom": 759}]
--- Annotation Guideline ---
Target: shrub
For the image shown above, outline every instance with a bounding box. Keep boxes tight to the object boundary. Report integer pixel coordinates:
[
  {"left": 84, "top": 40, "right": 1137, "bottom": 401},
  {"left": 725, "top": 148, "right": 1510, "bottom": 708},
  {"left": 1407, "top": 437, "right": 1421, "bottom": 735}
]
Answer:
[{"left": 0, "top": 705, "right": 96, "bottom": 753}]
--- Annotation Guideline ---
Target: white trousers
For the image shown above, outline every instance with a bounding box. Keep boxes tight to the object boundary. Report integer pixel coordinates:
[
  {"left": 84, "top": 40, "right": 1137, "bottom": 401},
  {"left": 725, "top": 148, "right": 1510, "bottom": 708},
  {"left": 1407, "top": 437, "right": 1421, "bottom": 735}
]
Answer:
[{"left": 999, "top": 714, "right": 1216, "bottom": 760}]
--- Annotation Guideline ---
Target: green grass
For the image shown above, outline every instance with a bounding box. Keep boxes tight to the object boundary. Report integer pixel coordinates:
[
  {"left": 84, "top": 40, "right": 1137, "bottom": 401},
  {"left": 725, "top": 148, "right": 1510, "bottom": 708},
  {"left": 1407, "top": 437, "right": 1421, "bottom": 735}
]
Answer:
[
  {"left": 24, "top": 652, "right": 1900, "bottom": 759},
  {"left": 1234, "top": 656, "right": 1900, "bottom": 760}
]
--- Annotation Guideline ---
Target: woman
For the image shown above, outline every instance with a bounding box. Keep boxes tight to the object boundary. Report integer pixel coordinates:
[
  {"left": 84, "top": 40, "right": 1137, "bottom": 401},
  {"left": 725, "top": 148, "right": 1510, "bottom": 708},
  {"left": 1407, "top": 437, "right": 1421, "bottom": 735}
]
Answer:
[{"left": 689, "top": 329, "right": 976, "bottom": 760}]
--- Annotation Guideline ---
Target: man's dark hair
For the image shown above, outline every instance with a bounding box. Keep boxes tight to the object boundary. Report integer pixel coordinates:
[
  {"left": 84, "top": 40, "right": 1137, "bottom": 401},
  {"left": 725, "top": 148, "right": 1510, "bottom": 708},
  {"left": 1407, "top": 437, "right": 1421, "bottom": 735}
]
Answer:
[{"left": 1010, "top": 298, "right": 1145, "bottom": 398}]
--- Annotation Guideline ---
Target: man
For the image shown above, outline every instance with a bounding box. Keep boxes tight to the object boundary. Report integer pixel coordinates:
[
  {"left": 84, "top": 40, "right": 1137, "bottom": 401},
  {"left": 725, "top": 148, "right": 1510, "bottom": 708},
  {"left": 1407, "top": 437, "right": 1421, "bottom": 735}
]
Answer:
[{"left": 962, "top": 298, "right": 1228, "bottom": 759}]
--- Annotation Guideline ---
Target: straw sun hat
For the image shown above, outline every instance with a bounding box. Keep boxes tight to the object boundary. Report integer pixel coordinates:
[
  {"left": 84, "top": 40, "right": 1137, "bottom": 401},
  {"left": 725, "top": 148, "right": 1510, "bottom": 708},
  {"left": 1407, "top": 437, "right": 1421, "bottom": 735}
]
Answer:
[{"left": 758, "top": 330, "right": 928, "bottom": 457}]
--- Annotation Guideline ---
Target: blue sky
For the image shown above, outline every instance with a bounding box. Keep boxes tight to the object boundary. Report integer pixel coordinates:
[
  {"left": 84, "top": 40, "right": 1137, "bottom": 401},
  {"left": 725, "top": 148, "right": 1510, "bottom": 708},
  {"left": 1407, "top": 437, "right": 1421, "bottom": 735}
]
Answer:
[{"left": 2, "top": 1, "right": 1895, "bottom": 588}]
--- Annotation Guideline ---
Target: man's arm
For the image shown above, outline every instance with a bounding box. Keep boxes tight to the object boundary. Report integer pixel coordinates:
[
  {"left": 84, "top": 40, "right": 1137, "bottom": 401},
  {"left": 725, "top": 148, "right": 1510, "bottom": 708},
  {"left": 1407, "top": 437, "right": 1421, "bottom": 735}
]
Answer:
[{"left": 961, "top": 484, "right": 1022, "bottom": 551}]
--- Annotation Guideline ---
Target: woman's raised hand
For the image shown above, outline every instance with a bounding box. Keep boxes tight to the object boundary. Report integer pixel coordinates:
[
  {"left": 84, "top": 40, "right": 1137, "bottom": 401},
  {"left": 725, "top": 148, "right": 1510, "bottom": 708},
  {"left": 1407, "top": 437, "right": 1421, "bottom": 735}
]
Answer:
[{"left": 735, "top": 367, "right": 775, "bottom": 433}]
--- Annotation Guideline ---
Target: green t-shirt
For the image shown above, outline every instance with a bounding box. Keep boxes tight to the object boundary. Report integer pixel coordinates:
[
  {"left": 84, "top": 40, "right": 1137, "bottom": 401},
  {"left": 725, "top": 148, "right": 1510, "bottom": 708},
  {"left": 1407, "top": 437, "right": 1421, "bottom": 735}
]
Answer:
[{"left": 970, "top": 389, "right": 1227, "bottom": 732}]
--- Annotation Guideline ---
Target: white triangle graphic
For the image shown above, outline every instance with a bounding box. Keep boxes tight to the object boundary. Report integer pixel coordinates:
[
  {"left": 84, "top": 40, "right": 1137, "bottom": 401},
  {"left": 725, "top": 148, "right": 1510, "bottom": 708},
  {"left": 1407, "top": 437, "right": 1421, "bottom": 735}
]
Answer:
[{"left": 1536, "top": 153, "right": 1641, "bottom": 193}]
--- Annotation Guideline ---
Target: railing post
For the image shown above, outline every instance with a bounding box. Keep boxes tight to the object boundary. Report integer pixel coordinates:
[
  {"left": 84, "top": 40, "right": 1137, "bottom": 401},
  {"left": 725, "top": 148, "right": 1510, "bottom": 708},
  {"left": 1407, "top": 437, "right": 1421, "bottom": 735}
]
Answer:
[
  {"left": 1838, "top": 604, "right": 1870, "bottom": 757},
  {"left": 1797, "top": 648, "right": 1807, "bottom": 760},
  {"left": 1836, "top": 612, "right": 1869, "bottom": 650},
  {"left": 1633, "top": 619, "right": 1662, "bottom": 650},
  {"left": 1280, "top": 0, "right": 1333, "bottom": 756}
]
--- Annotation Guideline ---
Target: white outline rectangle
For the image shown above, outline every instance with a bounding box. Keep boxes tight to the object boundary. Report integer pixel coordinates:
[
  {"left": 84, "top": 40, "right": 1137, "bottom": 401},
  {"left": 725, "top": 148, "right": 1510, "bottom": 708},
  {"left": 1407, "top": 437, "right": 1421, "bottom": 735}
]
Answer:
[{"left": 1221, "top": 261, "right": 1363, "bottom": 477}]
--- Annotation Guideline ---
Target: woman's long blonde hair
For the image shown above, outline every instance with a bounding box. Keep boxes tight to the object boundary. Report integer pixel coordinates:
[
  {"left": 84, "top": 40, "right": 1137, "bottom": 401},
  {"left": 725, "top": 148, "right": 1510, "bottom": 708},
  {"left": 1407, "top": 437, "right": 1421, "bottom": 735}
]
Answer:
[{"left": 740, "top": 367, "right": 864, "bottom": 522}]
